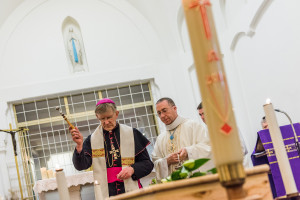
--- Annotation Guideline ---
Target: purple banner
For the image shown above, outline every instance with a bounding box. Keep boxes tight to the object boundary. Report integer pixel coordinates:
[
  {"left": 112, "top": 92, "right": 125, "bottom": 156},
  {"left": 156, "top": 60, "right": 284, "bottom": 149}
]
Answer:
[{"left": 258, "top": 123, "right": 300, "bottom": 197}]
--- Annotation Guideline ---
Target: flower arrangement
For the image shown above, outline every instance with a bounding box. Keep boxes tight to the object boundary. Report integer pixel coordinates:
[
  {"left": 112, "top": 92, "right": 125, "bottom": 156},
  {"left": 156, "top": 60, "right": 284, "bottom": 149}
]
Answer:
[{"left": 151, "top": 158, "right": 217, "bottom": 184}]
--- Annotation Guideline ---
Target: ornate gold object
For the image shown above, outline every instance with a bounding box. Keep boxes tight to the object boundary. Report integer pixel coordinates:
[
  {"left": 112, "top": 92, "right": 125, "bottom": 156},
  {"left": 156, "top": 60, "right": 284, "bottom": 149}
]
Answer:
[
  {"left": 55, "top": 107, "right": 75, "bottom": 129},
  {"left": 109, "top": 148, "right": 120, "bottom": 160},
  {"left": 104, "top": 136, "right": 120, "bottom": 167},
  {"left": 121, "top": 157, "right": 135, "bottom": 166},
  {"left": 92, "top": 149, "right": 105, "bottom": 158},
  {"left": 218, "top": 162, "right": 246, "bottom": 187}
]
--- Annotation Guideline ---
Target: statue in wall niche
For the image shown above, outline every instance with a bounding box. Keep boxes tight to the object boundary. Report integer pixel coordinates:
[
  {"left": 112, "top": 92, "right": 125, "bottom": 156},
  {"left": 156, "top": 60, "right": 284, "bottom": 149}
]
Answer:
[
  {"left": 67, "top": 27, "right": 84, "bottom": 71},
  {"left": 62, "top": 16, "right": 88, "bottom": 73}
]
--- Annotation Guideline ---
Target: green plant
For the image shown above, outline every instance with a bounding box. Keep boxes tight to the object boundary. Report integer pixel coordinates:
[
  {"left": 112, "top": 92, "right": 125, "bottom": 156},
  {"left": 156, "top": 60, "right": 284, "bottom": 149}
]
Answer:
[{"left": 152, "top": 158, "right": 217, "bottom": 184}]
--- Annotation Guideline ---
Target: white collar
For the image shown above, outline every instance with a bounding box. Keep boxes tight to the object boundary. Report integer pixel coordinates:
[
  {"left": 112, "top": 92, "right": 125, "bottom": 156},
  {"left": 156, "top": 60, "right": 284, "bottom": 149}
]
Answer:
[{"left": 165, "top": 116, "right": 186, "bottom": 131}]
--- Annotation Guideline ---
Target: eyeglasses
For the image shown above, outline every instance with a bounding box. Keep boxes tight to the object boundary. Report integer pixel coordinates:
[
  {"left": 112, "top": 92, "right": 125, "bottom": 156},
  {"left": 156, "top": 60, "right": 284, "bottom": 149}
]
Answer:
[{"left": 157, "top": 107, "right": 173, "bottom": 116}]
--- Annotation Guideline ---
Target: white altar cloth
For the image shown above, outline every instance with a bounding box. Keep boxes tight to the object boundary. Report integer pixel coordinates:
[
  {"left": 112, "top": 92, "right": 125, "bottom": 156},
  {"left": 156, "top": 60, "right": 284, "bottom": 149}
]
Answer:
[{"left": 33, "top": 171, "right": 94, "bottom": 200}]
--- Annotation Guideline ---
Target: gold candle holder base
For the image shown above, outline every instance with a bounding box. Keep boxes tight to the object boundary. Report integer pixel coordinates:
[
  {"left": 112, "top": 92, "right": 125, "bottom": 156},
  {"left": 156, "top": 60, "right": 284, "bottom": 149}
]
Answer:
[
  {"left": 277, "top": 193, "right": 300, "bottom": 200},
  {"left": 218, "top": 162, "right": 246, "bottom": 187},
  {"left": 287, "top": 192, "right": 300, "bottom": 197}
]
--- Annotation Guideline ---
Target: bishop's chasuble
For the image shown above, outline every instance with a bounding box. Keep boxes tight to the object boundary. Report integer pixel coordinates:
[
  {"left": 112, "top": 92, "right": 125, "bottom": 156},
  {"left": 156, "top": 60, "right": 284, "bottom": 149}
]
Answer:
[
  {"left": 72, "top": 123, "right": 153, "bottom": 199},
  {"left": 152, "top": 116, "right": 214, "bottom": 180}
]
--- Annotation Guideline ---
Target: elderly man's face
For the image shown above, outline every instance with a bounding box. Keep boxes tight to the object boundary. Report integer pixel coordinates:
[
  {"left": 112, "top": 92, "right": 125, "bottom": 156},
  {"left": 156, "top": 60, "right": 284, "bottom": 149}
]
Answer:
[
  {"left": 198, "top": 108, "right": 205, "bottom": 124},
  {"left": 96, "top": 108, "right": 119, "bottom": 131},
  {"left": 156, "top": 100, "right": 178, "bottom": 125}
]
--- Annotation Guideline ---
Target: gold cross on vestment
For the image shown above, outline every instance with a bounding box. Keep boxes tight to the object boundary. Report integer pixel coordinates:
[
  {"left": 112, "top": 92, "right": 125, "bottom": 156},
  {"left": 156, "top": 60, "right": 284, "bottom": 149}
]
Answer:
[
  {"left": 109, "top": 148, "right": 120, "bottom": 160},
  {"left": 266, "top": 149, "right": 274, "bottom": 157},
  {"left": 286, "top": 145, "right": 292, "bottom": 153}
]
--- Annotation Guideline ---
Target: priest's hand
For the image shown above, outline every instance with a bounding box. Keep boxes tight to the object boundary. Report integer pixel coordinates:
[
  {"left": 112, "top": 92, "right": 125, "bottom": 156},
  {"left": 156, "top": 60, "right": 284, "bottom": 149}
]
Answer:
[
  {"left": 178, "top": 148, "right": 188, "bottom": 161},
  {"left": 117, "top": 167, "right": 134, "bottom": 180},
  {"left": 167, "top": 153, "right": 180, "bottom": 166},
  {"left": 70, "top": 127, "right": 83, "bottom": 153}
]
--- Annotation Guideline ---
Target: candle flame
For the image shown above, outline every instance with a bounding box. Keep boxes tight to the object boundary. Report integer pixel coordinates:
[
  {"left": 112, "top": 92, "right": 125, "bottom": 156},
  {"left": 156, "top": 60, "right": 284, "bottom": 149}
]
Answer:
[
  {"left": 266, "top": 98, "right": 271, "bottom": 104},
  {"left": 55, "top": 164, "right": 60, "bottom": 170}
]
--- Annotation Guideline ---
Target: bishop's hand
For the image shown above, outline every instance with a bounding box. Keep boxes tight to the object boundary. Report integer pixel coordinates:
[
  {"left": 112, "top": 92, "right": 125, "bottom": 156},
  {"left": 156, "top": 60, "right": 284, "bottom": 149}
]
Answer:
[
  {"left": 69, "top": 127, "right": 83, "bottom": 153},
  {"left": 117, "top": 167, "right": 134, "bottom": 180}
]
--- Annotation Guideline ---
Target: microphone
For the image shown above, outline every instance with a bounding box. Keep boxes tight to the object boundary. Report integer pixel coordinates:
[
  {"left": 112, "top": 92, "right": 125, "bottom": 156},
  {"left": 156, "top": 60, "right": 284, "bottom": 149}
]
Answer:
[{"left": 274, "top": 108, "right": 300, "bottom": 156}]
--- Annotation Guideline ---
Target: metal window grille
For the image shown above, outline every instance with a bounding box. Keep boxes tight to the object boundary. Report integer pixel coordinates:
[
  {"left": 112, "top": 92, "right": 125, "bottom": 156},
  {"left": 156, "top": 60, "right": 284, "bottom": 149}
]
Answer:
[{"left": 13, "top": 82, "right": 159, "bottom": 200}]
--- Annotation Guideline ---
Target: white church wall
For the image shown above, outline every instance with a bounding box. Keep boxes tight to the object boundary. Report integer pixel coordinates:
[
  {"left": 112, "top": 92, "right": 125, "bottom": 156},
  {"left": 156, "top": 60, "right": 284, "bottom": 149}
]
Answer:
[
  {"left": 0, "top": 0, "right": 204, "bottom": 196},
  {"left": 0, "top": 0, "right": 165, "bottom": 95},
  {"left": 124, "top": 0, "right": 204, "bottom": 122},
  {"left": 0, "top": 0, "right": 24, "bottom": 27},
  {"left": 228, "top": 0, "right": 300, "bottom": 154}
]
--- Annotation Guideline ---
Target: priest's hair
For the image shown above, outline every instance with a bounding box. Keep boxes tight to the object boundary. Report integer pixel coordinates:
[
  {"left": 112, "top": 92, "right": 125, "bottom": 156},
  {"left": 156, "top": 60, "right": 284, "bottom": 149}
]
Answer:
[
  {"left": 197, "top": 102, "right": 203, "bottom": 110},
  {"left": 95, "top": 103, "right": 117, "bottom": 114},
  {"left": 261, "top": 116, "right": 267, "bottom": 124},
  {"left": 156, "top": 97, "right": 176, "bottom": 107}
]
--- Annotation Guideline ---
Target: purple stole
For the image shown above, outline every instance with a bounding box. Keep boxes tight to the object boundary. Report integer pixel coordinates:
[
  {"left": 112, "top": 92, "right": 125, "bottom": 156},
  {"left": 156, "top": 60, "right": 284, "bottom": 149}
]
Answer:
[{"left": 257, "top": 123, "right": 300, "bottom": 197}]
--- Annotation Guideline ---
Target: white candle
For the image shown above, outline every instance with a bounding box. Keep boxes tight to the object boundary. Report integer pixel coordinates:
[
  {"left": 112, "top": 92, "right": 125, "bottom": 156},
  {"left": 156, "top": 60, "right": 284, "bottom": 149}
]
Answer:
[
  {"left": 263, "top": 99, "right": 298, "bottom": 195},
  {"left": 47, "top": 170, "right": 54, "bottom": 179},
  {"left": 94, "top": 180, "right": 103, "bottom": 200},
  {"left": 40, "top": 167, "right": 48, "bottom": 180},
  {"left": 55, "top": 168, "right": 70, "bottom": 200}
]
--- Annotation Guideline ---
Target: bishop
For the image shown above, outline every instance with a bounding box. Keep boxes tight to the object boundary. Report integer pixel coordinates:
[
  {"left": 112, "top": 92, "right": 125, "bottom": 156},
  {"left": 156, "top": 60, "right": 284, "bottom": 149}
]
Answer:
[{"left": 71, "top": 98, "right": 153, "bottom": 198}]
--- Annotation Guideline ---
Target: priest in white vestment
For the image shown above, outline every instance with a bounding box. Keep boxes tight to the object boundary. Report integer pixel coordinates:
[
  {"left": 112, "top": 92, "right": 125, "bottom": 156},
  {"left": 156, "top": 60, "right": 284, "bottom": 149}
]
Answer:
[{"left": 152, "top": 97, "right": 214, "bottom": 180}]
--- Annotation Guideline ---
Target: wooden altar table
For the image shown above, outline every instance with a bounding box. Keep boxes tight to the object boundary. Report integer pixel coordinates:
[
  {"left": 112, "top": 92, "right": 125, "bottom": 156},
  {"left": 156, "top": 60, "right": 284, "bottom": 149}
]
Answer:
[{"left": 109, "top": 165, "right": 272, "bottom": 200}]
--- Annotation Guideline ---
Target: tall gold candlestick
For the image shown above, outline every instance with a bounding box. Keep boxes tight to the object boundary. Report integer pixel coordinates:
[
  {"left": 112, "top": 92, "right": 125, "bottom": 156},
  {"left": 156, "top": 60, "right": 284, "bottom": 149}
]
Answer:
[
  {"left": 181, "top": 0, "right": 245, "bottom": 189},
  {"left": 263, "top": 99, "right": 298, "bottom": 196},
  {"left": 55, "top": 168, "right": 71, "bottom": 200}
]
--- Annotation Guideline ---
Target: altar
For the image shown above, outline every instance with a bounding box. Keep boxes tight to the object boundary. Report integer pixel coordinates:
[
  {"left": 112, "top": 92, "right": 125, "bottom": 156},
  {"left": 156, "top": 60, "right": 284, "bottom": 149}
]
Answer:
[
  {"left": 33, "top": 171, "right": 94, "bottom": 200},
  {"left": 109, "top": 165, "right": 273, "bottom": 200},
  {"left": 33, "top": 170, "right": 155, "bottom": 200}
]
